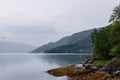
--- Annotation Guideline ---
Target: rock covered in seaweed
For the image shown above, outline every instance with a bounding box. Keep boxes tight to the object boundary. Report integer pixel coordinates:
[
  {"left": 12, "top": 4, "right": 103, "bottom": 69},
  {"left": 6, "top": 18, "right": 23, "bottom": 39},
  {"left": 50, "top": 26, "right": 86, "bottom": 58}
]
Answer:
[
  {"left": 47, "top": 64, "right": 108, "bottom": 80},
  {"left": 47, "top": 58, "right": 120, "bottom": 80}
]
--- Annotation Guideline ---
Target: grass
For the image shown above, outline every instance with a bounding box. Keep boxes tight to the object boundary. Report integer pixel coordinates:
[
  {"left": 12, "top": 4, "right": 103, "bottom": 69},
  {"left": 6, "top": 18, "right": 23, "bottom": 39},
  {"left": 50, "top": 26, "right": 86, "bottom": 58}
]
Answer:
[{"left": 93, "top": 59, "right": 109, "bottom": 66}]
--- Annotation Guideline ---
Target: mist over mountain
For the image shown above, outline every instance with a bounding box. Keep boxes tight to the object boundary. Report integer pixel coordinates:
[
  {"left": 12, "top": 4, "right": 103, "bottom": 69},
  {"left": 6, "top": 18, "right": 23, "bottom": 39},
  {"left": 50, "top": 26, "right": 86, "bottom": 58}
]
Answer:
[
  {"left": 45, "top": 35, "right": 93, "bottom": 53},
  {"left": 31, "top": 29, "right": 93, "bottom": 53},
  {"left": 0, "top": 40, "right": 35, "bottom": 53}
]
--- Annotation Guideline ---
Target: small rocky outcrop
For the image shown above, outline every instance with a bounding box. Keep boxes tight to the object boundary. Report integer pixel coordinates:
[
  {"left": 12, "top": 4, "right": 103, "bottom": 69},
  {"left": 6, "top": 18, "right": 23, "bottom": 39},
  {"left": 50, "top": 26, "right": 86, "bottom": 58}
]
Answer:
[
  {"left": 47, "top": 64, "right": 75, "bottom": 77},
  {"left": 47, "top": 65, "right": 108, "bottom": 80},
  {"left": 47, "top": 58, "right": 120, "bottom": 80}
]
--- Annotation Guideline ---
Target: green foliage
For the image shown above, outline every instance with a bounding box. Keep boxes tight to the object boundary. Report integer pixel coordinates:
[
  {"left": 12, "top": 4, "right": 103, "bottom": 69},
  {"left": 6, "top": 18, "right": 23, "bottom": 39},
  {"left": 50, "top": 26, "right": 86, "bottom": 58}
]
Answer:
[
  {"left": 110, "top": 44, "right": 120, "bottom": 57},
  {"left": 109, "top": 21, "right": 120, "bottom": 57},
  {"left": 92, "top": 4, "right": 120, "bottom": 60},
  {"left": 91, "top": 28, "right": 98, "bottom": 44},
  {"left": 93, "top": 60, "right": 109, "bottom": 66},
  {"left": 109, "top": 4, "right": 120, "bottom": 22},
  {"left": 92, "top": 27, "right": 111, "bottom": 59},
  {"left": 109, "top": 21, "right": 120, "bottom": 45},
  {"left": 93, "top": 21, "right": 120, "bottom": 59},
  {"left": 92, "top": 22, "right": 120, "bottom": 59}
]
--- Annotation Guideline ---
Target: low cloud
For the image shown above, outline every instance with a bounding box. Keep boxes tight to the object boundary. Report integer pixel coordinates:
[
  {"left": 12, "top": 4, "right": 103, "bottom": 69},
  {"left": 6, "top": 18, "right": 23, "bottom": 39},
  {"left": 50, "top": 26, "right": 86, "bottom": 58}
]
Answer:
[
  {"left": 0, "top": 37, "right": 6, "bottom": 40},
  {"left": 7, "top": 25, "right": 56, "bottom": 35},
  {"left": 0, "top": 0, "right": 119, "bottom": 46}
]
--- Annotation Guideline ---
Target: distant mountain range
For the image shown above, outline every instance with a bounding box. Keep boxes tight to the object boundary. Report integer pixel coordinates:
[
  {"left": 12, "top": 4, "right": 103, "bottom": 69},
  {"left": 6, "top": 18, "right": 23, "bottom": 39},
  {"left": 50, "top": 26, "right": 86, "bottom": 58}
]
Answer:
[
  {"left": 31, "top": 29, "right": 94, "bottom": 53},
  {"left": 0, "top": 40, "right": 35, "bottom": 53}
]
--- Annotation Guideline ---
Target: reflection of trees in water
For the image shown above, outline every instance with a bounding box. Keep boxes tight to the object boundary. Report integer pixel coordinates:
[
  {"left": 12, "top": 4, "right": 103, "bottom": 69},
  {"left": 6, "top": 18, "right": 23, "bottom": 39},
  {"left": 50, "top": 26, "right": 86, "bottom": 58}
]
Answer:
[{"left": 37, "top": 55, "right": 90, "bottom": 66}]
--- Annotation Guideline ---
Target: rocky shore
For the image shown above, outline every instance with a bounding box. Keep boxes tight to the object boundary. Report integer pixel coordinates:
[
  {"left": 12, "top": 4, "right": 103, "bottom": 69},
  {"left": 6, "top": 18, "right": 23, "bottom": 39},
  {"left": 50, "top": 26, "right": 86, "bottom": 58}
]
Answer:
[{"left": 47, "top": 58, "right": 120, "bottom": 80}]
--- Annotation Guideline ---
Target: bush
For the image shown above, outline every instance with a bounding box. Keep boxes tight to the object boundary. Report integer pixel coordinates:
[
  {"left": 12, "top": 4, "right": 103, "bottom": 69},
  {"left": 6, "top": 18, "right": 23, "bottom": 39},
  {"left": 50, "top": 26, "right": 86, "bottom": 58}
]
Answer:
[{"left": 110, "top": 44, "right": 120, "bottom": 57}]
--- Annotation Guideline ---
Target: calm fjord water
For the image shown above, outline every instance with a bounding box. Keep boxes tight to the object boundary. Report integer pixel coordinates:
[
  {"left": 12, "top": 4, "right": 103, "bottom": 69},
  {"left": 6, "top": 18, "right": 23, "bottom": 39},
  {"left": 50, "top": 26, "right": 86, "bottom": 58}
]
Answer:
[{"left": 0, "top": 53, "right": 90, "bottom": 80}]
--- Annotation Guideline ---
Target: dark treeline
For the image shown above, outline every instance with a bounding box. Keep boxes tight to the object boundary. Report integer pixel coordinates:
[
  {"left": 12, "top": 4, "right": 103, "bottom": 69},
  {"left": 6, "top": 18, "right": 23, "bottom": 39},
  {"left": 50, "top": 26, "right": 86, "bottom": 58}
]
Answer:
[{"left": 92, "top": 4, "right": 120, "bottom": 60}]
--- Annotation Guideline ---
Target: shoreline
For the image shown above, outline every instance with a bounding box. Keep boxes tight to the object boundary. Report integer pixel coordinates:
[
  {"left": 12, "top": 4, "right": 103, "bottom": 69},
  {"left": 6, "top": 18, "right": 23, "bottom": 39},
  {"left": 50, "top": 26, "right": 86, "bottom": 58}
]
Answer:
[
  {"left": 47, "top": 58, "right": 120, "bottom": 80},
  {"left": 47, "top": 65, "right": 108, "bottom": 80}
]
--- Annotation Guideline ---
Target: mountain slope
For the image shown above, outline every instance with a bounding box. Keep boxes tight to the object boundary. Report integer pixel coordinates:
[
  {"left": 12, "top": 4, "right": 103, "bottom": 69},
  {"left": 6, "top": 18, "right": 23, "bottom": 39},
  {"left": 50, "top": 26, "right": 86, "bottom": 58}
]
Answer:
[
  {"left": 45, "top": 34, "right": 93, "bottom": 53},
  {"left": 31, "top": 29, "right": 93, "bottom": 53},
  {"left": 0, "top": 40, "right": 35, "bottom": 53},
  {"left": 30, "top": 36, "right": 71, "bottom": 53}
]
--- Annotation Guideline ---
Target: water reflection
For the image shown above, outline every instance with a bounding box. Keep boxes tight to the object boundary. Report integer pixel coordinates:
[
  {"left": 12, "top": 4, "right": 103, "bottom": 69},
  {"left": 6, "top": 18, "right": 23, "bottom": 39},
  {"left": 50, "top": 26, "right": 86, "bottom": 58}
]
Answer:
[
  {"left": 37, "top": 54, "right": 89, "bottom": 66},
  {"left": 0, "top": 53, "right": 90, "bottom": 80}
]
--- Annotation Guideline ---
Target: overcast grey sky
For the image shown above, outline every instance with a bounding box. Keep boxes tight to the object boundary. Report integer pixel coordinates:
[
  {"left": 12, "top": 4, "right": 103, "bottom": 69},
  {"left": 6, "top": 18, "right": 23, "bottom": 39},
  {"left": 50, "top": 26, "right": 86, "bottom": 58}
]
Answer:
[{"left": 0, "top": 0, "right": 119, "bottom": 47}]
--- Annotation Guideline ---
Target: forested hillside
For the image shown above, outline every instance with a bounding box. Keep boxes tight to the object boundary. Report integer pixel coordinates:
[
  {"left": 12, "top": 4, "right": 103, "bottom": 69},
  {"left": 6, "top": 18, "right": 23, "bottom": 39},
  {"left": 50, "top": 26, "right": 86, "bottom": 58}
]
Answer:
[
  {"left": 92, "top": 4, "right": 120, "bottom": 60},
  {"left": 31, "top": 29, "right": 93, "bottom": 53}
]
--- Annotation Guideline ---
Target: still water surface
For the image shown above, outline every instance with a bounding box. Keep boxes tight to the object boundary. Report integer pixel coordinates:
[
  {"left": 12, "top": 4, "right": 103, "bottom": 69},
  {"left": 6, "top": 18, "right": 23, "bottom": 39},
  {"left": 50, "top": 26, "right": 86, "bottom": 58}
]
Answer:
[{"left": 0, "top": 53, "right": 90, "bottom": 80}]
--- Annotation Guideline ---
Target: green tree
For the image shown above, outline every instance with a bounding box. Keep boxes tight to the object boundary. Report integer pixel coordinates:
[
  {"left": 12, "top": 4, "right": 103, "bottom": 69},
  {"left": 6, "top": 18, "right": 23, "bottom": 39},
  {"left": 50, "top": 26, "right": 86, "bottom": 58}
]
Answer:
[
  {"left": 92, "top": 27, "right": 111, "bottom": 59},
  {"left": 110, "top": 44, "right": 120, "bottom": 57},
  {"left": 91, "top": 28, "right": 98, "bottom": 44},
  {"left": 109, "top": 21, "right": 120, "bottom": 56},
  {"left": 109, "top": 21, "right": 120, "bottom": 45},
  {"left": 92, "top": 4, "right": 120, "bottom": 60},
  {"left": 109, "top": 4, "right": 120, "bottom": 23}
]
